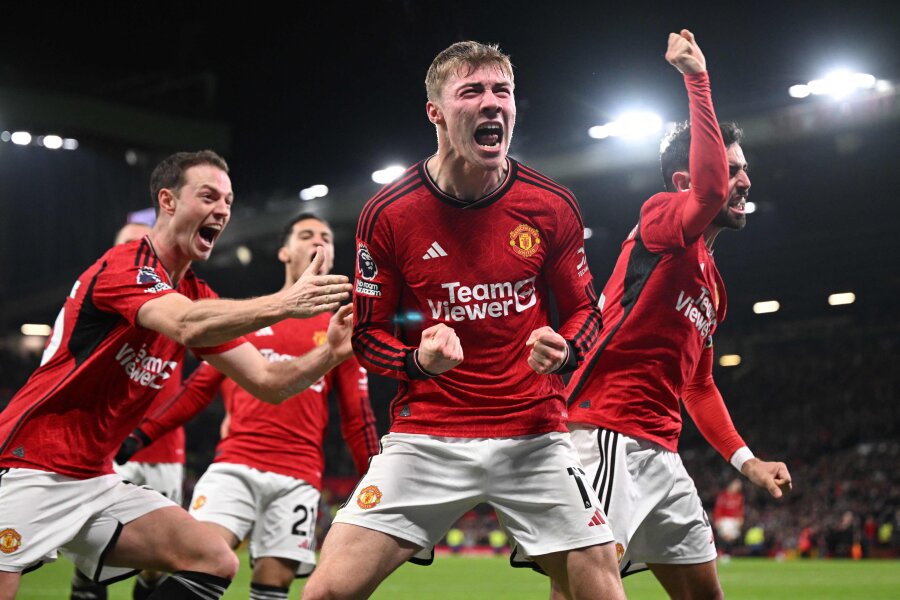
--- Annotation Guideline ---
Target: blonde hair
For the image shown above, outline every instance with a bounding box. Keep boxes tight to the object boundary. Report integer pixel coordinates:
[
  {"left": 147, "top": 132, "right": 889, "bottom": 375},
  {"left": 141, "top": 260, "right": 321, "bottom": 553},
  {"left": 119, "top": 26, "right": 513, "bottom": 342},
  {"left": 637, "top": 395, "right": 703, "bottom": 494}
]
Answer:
[{"left": 425, "top": 41, "right": 514, "bottom": 101}]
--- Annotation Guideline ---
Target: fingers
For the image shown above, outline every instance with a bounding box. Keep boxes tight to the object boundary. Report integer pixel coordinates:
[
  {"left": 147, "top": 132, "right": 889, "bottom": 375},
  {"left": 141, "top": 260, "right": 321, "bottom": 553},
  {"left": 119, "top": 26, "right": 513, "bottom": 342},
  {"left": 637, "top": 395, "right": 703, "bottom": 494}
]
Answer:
[
  {"left": 680, "top": 29, "right": 695, "bottom": 44},
  {"left": 304, "top": 250, "right": 325, "bottom": 275}
]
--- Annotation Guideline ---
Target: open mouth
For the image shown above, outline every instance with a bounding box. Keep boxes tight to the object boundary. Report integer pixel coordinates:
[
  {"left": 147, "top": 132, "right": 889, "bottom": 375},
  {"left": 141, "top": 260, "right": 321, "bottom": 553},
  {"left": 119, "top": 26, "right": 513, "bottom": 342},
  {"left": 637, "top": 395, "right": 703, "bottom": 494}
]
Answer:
[
  {"left": 474, "top": 124, "right": 503, "bottom": 148},
  {"left": 729, "top": 197, "right": 747, "bottom": 215},
  {"left": 198, "top": 224, "right": 221, "bottom": 247}
]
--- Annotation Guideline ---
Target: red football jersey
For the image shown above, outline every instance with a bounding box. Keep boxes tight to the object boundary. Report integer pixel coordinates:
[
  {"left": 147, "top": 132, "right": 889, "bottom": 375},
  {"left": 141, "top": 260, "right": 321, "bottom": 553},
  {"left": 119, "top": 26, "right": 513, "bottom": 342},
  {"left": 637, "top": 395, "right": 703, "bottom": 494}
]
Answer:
[
  {"left": 713, "top": 490, "right": 745, "bottom": 521},
  {"left": 566, "top": 72, "right": 729, "bottom": 452},
  {"left": 0, "top": 238, "right": 242, "bottom": 478},
  {"left": 129, "top": 360, "right": 186, "bottom": 464},
  {"left": 139, "top": 314, "right": 378, "bottom": 489},
  {"left": 353, "top": 159, "right": 601, "bottom": 437}
]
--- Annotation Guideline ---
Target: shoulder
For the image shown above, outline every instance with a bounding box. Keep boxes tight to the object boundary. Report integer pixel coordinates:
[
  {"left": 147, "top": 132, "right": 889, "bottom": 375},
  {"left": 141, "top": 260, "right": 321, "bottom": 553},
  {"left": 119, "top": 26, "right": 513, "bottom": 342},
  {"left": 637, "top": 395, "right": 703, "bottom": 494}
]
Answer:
[
  {"left": 358, "top": 162, "right": 426, "bottom": 235},
  {"left": 512, "top": 159, "right": 582, "bottom": 221},
  {"left": 642, "top": 191, "right": 685, "bottom": 217},
  {"left": 180, "top": 269, "right": 217, "bottom": 299}
]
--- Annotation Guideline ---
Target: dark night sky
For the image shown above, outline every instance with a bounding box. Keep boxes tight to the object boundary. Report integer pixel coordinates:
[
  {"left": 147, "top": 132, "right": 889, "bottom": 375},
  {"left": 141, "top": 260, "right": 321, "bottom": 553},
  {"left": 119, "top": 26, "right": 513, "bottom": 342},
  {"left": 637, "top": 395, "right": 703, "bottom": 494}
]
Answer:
[{"left": 2, "top": 1, "right": 897, "bottom": 196}]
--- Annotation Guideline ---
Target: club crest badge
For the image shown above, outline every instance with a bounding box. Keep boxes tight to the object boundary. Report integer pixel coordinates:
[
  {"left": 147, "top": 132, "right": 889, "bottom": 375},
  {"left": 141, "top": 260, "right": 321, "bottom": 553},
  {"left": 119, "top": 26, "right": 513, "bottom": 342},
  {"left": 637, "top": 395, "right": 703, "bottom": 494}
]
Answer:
[
  {"left": 509, "top": 224, "right": 542, "bottom": 258},
  {"left": 356, "top": 485, "right": 383, "bottom": 510},
  {"left": 615, "top": 543, "right": 625, "bottom": 562},
  {"left": 313, "top": 331, "right": 327, "bottom": 346},
  {"left": 0, "top": 529, "right": 21, "bottom": 554},
  {"left": 191, "top": 495, "right": 207, "bottom": 510}
]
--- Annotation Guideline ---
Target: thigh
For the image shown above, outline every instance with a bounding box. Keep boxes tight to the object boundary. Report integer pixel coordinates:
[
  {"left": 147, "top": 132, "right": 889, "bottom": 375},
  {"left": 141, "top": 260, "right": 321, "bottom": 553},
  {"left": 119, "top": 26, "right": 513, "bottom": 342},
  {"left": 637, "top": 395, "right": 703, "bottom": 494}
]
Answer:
[
  {"left": 490, "top": 433, "right": 614, "bottom": 559},
  {"left": 189, "top": 463, "right": 257, "bottom": 542},
  {"left": 0, "top": 571, "right": 21, "bottom": 600},
  {"left": 331, "top": 434, "right": 481, "bottom": 550},
  {"left": 251, "top": 476, "right": 319, "bottom": 576},
  {"left": 649, "top": 560, "right": 722, "bottom": 600},
  {"left": 302, "top": 523, "right": 420, "bottom": 600}
]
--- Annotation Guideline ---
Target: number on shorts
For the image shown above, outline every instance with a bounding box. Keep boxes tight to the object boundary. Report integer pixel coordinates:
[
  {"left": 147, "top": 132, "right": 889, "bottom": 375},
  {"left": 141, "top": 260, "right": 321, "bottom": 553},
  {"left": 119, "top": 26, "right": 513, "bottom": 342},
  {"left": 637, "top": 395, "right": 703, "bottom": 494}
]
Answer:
[
  {"left": 291, "top": 504, "right": 317, "bottom": 538},
  {"left": 566, "top": 466, "right": 592, "bottom": 509}
]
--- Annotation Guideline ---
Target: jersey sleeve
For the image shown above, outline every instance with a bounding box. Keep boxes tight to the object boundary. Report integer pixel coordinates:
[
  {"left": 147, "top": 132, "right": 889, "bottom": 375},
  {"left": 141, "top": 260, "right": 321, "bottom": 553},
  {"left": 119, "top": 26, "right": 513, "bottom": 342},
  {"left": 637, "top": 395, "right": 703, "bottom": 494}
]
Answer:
[
  {"left": 91, "top": 247, "right": 178, "bottom": 327},
  {"left": 137, "top": 361, "right": 226, "bottom": 441},
  {"left": 681, "top": 345, "right": 746, "bottom": 462},
  {"left": 351, "top": 211, "right": 421, "bottom": 380},
  {"left": 544, "top": 193, "right": 602, "bottom": 367},
  {"left": 329, "top": 357, "right": 379, "bottom": 475}
]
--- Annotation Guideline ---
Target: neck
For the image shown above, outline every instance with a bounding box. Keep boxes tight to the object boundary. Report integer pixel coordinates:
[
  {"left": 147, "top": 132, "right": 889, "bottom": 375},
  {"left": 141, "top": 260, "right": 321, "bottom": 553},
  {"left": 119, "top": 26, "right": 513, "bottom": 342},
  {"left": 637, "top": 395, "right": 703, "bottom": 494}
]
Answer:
[
  {"left": 426, "top": 151, "right": 507, "bottom": 201},
  {"left": 147, "top": 228, "right": 191, "bottom": 285},
  {"left": 703, "top": 226, "right": 721, "bottom": 250}
]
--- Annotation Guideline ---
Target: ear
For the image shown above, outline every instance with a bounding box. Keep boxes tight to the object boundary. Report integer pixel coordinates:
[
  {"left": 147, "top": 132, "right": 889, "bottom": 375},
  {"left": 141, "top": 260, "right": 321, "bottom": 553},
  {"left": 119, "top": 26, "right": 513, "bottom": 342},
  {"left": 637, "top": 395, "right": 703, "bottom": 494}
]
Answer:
[
  {"left": 277, "top": 246, "right": 290, "bottom": 264},
  {"left": 426, "top": 100, "right": 443, "bottom": 125},
  {"left": 672, "top": 171, "right": 691, "bottom": 192},
  {"left": 157, "top": 189, "right": 177, "bottom": 216}
]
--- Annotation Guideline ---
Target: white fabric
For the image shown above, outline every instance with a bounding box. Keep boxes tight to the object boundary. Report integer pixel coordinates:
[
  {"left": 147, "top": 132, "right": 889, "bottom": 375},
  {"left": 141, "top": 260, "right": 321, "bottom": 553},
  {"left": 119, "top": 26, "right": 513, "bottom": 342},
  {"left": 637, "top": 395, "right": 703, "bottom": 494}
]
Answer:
[{"left": 113, "top": 461, "right": 184, "bottom": 505}]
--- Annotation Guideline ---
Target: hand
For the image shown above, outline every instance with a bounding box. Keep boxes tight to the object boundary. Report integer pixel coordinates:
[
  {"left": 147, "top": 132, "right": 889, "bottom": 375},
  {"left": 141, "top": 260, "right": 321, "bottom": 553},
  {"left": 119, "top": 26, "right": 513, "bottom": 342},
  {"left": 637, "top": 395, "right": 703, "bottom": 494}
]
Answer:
[
  {"left": 741, "top": 458, "right": 792, "bottom": 498},
  {"left": 115, "top": 429, "right": 151, "bottom": 465},
  {"left": 526, "top": 326, "right": 568, "bottom": 374},
  {"left": 326, "top": 304, "right": 354, "bottom": 362},
  {"left": 281, "top": 252, "right": 353, "bottom": 318},
  {"left": 666, "top": 29, "right": 706, "bottom": 75},
  {"left": 417, "top": 323, "right": 464, "bottom": 375}
]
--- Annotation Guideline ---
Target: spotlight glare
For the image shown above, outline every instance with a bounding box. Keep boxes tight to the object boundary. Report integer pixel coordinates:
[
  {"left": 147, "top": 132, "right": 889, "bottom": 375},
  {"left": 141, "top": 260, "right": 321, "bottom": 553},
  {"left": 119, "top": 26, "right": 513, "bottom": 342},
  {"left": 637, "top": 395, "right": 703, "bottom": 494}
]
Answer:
[
  {"left": 372, "top": 165, "right": 406, "bottom": 184},
  {"left": 789, "top": 84, "right": 810, "bottom": 98},
  {"left": 719, "top": 354, "right": 742, "bottom": 367},
  {"left": 11, "top": 131, "right": 32, "bottom": 146},
  {"left": 235, "top": 246, "right": 253, "bottom": 266},
  {"left": 583, "top": 227, "right": 593, "bottom": 240},
  {"left": 21, "top": 323, "right": 52, "bottom": 336},
  {"left": 752, "top": 300, "right": 780, "bottom": 314},
  {"left": 62, "top": 138, "right": 79, "bottom": 150},
  {"left": 1, "top": 131, "right": 10, "bottom": 142},
  {"left": 589, "top": 111, "right": 662, "bottom": 140},
  {"left": 744, "top": 201, "right": 757, "bottom": 214},
  {"left": 43, "top": 135, "right": 63, "bottom": 150},
  {"left": 828, "top": 292, "right": 856, "bottom": 306}
]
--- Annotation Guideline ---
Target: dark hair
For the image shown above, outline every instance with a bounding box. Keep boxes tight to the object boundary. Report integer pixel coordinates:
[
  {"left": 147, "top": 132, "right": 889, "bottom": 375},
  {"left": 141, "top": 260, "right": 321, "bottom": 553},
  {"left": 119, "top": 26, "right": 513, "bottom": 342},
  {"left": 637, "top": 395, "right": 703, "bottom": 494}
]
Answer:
[
  {"left": 660, "top": 122, "right": 743, "bottom": 192},
  {"left": 281, "top": 212, "right": 329, "bottom": 247},
  {"left": 149, "top": 150, "right": 229, "bottom": 207}
]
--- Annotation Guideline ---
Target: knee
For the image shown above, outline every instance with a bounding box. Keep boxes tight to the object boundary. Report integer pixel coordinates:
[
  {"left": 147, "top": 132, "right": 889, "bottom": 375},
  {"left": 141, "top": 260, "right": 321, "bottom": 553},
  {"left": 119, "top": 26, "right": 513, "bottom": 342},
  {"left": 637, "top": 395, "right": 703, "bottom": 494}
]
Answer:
[
  {"left": 205, "top": 543, "right": 240, "bottom": 580},
  {"left": 173, "top": 535, "right": 239, "bottom": 579}
]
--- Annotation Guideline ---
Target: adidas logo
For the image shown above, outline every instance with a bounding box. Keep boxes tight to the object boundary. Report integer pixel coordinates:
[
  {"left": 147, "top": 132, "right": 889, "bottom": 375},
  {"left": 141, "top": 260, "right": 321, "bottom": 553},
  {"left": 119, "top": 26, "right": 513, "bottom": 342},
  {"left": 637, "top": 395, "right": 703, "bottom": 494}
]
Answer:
[
  {"left": 422, "top": 241, "right": 448, "bottom": 260},
  {"left": 255, "top": 326, "right": 274, "bottom": 337},
  {"left": 587, "top": 509, "right": 606, "bottom": 527}
]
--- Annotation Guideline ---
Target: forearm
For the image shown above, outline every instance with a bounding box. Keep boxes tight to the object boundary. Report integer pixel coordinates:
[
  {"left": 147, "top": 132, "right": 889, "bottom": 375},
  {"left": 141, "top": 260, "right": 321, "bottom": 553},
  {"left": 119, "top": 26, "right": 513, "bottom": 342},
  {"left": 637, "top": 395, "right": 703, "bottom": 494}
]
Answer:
[
  {"left": 255, "top": 344, "right": 347, "bottom": 404},
  {"left": 175, "top": 294, "right": 286, "bottom": 348}
]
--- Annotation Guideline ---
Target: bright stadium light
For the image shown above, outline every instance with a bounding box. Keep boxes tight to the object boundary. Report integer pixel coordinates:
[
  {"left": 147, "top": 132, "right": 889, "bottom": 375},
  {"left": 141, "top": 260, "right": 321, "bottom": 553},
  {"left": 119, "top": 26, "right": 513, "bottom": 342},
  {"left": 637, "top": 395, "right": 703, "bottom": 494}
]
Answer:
[
  {"left": 235, "top": 245, "right": 253, "bottom": 266},
  {"left": 372, "top": 165, "right": 406, "bottom": 184},
  {"left": 63, "top": 138, "right": 79, "bottom": 150},
  {"left": 744, "top": 201, "right": 757, "bottom": 214},
  {"left": 828, "top": 292, "right": 856, "bottom": 306},
  {"left": 11, "top": 131, "right": 32, "bottom": 146},
  {"left": 753, "top": 300, "right": 780, "bottom": 314},
  {"left": 589, "top": 111, "right": 663, "bottom": 140},
  {"left": 21, "top": 323, "right": 52, "bottom": 336},
  {"left": 299, "top": 184, "right": 329, "bottom": 201},
  {"left": 1, "top": 131, "right": 11, "bottom": 142},
  {"left": 719, "top": 354, "right": 742, "bottom": 367},
  {"left": 583, "top": 227, "right": 593, "bottom": 240},
  {"left": 791, "top": 70, "right": 879, "bottom": 100},
  {"left": 42, "top": 135, "right": 64, "bottom": 150}
]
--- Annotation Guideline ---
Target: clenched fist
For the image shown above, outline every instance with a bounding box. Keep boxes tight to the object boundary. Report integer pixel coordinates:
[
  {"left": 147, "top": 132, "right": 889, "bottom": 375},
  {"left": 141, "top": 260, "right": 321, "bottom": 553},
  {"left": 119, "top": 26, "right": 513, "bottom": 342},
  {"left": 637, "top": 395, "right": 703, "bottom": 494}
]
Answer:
[
  {"left": 416, "top": 323, "right": 464, "bottom": 375},
  {"left": 666, "top": 29, "right": 706, "bottom": 75},
  {"left": 526, "top": 326, "right": 568, "bottom": 374}
]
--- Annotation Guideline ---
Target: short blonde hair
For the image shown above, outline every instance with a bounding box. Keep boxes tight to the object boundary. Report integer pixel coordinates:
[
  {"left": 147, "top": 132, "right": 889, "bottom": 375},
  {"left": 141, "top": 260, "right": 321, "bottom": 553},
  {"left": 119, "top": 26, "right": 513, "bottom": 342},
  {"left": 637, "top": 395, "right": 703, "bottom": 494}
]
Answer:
[{"left": 425, "top": 41, "right": 514, "bottom": 101}]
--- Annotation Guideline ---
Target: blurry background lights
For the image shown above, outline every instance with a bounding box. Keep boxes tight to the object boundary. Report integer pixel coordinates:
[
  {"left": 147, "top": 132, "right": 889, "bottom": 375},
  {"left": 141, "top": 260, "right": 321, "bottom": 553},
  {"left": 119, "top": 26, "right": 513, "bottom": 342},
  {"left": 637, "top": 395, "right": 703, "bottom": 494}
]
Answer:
[
  {"left": 41, "top": 135, "right": 63, "bottom": 150},
  {"left": 828, "top": 292, "right": 856, "bottom": 306},
  {"left": 299, "top": 184, "right": 329, "bottom": 201},
  {"left": 10, "top": 131, "right": 32, "bottom": 145},
  {"left": 589, "top": 111, "right": 663, "bottom": 140},
  {"left": 235, "top": 245, "right": 253, "bottom": 266},
  {"left": 719, "top": 354, "right": 742, "bottom": 367},
  {"left": 753, "top": 300, "right": 781, "bottom": 314},
  {"left": 20, "top": 323, "right": 52, "bottom": 337},
  {"left": 789, "top": 70, "right": 880, "bottom": 100},
  {"left": 583, "top": 227, "right": 593, "bottom": 240},
  {"left": 62, "top": 138, "right": 79, "bottom": 150},
  {"left": 744, "top": 201, "right": 757, "bottom": 214},
  {"left": 372, "top": 165, "right": 406, "bottom": 184}
]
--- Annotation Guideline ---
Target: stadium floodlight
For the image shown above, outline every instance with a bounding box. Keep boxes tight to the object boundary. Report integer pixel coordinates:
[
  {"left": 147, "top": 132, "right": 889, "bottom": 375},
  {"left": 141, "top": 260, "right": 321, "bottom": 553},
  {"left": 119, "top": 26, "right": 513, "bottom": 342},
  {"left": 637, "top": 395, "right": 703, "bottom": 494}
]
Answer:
[
  {"left": 790, "top": 70, "right": 878, "bottom": 100},
  {"left": 719, "top": 354, "right": 742, "bottom": 367},
  {"left": 42, "top": 135, "right": 64, "bottom": 150},
  {"left": 828, "top": 292, "right": 856, "bottom": 306},
  {"left": 299, "top": 184, "right": 329, "bottom": 201},
  {"left": 235, "top": 245, "right": 253, "bottom": 266},
  {"left": 1, "top": 131, "right": 11, "bottom": 142},
  {"left": 10, "top": 131, "right": 32, "bottom": 146},
  {"left": 21, "top": 323, "right": 52, "bottom": 336},
  {"left": 583, "top": 227, "right": 593, "bottom": 240},
  {"left": 752, "top": 300, "right": 780, "bottom": 314},
  {"left": 589, "top": 111, "right": 663, "bottom": 140},
  {"left": 62, "top": 138, "right": 79, "bottom": 150},
  {"left": 372, "top": 165, "right": 406, "bottom": 184},
  {"left": 744, "top": 201, "right": 757, "bottom": 214}
]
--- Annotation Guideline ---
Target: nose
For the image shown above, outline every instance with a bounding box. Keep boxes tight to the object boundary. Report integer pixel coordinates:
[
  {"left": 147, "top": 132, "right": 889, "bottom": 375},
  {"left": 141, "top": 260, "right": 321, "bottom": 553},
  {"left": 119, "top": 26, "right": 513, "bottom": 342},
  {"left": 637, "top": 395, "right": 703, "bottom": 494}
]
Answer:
[
  {"left": 738, "top": 169, "right": 751, "bottom": 191},
  {"left": 481, "top": 90, "right": 502, "bottom": 114},
  {"left": 213, "top": 198, "right": 231, "bottom": 220}
]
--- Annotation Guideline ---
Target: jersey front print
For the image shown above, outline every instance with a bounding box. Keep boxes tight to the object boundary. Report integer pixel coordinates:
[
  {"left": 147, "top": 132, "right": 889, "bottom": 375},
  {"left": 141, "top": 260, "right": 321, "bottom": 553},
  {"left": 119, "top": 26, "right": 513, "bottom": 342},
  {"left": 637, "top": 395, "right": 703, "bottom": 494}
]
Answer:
[{"left": 353, "top": 158, "right": 601, "bottom": 438}]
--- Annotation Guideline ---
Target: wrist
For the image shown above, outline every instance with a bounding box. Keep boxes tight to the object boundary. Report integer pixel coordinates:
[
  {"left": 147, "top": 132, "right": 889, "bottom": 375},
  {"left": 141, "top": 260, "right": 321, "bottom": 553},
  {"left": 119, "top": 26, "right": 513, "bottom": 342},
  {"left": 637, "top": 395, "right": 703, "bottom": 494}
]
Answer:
[{"left": 730, "top": 446, "right": 755, "bottom": 472}]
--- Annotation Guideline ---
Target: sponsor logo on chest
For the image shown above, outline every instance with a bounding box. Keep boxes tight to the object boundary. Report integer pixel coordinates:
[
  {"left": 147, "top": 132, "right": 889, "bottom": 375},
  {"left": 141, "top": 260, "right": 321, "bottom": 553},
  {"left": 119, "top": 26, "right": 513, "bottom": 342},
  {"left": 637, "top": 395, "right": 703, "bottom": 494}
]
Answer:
[
  {"left": 115, "top": 342, "right": 178, "bottom": 389},
  {"left": 674, "top": 285, "right": 718, "bottom": 339},
  {"left": 427, "top": 277, "right": 537, "bottom": 322}
]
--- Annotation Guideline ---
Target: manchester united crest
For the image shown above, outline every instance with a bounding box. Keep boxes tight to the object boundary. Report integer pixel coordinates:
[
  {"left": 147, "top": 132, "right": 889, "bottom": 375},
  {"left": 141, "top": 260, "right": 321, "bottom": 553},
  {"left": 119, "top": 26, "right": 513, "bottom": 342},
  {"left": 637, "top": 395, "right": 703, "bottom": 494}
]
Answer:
[
  {"left": 615, "top": 543, "right": 625, "bottom": 562},
  {"left": 191, "top": 495, "right": 207, "bottom": 510},
  {"left": 0, "top": 528, "right": 21, "bottom": 554},
  {"left": 356, "top": 485, "right": 383, "bottom": 510},
  {"left": 508, "top": 224, "right": 541, "bottom": 258},
  {"left": 312, "top": 330, "right": 327, "bottom": 346}
]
